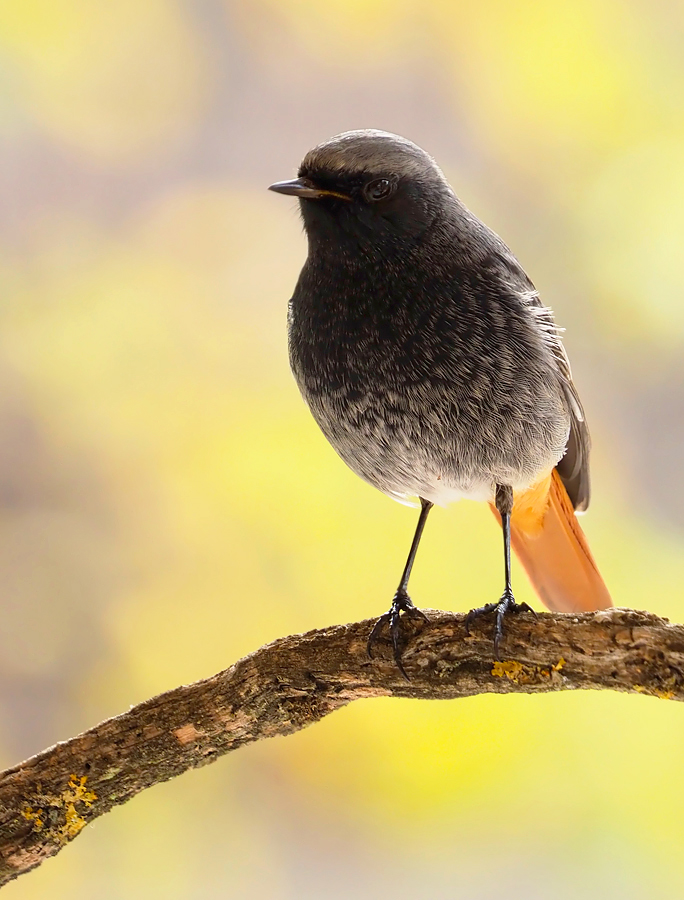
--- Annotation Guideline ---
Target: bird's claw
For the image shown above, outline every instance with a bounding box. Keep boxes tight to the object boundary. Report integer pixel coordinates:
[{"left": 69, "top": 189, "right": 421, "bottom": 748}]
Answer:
[
  {"left": 367, "top": 589, "right": 428, "bottom": 680},
  {"left": 465, "top": 589, "right": 536, "bottom": 658}
]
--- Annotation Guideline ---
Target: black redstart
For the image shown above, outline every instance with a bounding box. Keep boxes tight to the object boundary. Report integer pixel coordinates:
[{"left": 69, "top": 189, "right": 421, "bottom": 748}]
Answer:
[{"left": 269, "top": 130, "right": 611, "bottom": 676}]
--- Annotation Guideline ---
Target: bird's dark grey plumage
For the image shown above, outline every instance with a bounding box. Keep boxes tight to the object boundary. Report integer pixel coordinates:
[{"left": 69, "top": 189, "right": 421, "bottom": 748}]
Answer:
[{"left": 278, "top": 130, "right": 588, "bottom": 513}]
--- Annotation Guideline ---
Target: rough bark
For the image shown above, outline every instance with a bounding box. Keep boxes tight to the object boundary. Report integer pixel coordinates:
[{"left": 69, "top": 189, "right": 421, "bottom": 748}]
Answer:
[{"left": 0, "top": 606, "right": 682, "bottom": 887}]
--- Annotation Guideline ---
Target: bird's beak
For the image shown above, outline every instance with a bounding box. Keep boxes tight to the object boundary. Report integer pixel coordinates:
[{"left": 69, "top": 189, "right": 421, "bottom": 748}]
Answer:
[{"left": 268, "top": 177, "right": 350, "bottom": 201}]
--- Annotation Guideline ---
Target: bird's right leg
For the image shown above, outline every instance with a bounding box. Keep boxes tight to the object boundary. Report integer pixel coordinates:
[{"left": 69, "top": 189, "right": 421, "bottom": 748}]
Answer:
[
  {"left": 465, "top": 483, "right": 536, "bottom": 657},
  {"left": 367, "top": 498, "right": 432, "bottom": 679}
]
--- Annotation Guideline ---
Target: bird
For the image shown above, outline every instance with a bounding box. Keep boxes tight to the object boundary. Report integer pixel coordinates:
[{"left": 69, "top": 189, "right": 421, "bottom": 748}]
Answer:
[{"left": 269, "top": 129, "right": 612, "bottom": 677}]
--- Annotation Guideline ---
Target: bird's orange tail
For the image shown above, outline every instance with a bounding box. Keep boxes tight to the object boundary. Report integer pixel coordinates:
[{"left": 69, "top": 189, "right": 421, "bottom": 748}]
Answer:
[{"left": 493, "top": 469, "right": 612, "bottom": 613}]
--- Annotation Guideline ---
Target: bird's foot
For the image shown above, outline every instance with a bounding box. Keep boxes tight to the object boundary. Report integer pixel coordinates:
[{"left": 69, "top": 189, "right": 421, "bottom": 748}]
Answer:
[
  {"left": 464, "top": 589, "right": 537, "bottom": 658},
  {"left": 367, "top": 589, "right": 428, "bottom": 680}
]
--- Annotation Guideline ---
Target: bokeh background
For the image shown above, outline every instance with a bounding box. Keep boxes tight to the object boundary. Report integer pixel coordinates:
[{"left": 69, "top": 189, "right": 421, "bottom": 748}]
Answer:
[{"left": 1, "top": 0, "right": 684, "bottom": 897}]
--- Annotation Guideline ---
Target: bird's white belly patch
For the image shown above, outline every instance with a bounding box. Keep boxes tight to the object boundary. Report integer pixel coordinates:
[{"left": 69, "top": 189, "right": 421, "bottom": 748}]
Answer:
[
  {"left": 423, "top": 480, "right": 494, "bottom": 506},
  {"left": 389, "top": 468, "right": 542, "bottom": 508},
  {"left": 389, "top": 477, "right": 496, "bottom": 508}
]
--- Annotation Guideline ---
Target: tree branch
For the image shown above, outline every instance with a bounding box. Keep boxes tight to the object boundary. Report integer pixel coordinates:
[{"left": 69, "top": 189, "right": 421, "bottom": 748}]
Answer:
[{"left": 0, "top": 606, "right": 681, "bottom": 886}]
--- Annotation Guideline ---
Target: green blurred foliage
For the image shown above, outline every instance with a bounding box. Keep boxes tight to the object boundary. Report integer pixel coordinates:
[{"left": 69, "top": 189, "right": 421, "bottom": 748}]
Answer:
[{"left": 0, "top": 0, "right": 683, "bottom": 897}]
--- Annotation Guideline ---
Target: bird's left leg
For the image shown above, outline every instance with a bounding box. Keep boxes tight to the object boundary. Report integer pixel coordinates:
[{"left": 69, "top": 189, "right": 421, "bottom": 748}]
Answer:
[
  {"left": 367, "top": 498, "right": 432, "bottom": 679},
  {"left": 465, "top": 484, "right": 536, "bottom": 657}
]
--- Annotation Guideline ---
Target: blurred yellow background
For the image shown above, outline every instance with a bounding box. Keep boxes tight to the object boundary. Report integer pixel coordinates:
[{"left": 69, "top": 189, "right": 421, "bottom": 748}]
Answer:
[{"left": 1, "top": 0, "right": 684, "bottom": 897}]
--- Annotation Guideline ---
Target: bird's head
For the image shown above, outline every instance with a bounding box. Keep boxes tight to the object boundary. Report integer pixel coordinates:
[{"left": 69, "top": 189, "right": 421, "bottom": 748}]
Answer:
[{"left": 269, "top": 130, "right": 452, "bottom": 251}]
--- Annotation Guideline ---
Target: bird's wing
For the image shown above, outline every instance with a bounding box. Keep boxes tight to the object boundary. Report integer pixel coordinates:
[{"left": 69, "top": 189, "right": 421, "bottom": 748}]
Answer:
[
  {"left": 550, "top": 338, "right": 591, "bottom": 512},
  {"left": 501, "top": 256, "right": 591, "bottom": 513}
]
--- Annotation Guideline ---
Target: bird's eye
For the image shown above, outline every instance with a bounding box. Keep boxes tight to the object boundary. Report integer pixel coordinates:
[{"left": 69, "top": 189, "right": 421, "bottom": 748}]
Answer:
[{"left": 363, "top": 178, "right": 394, "bottom": 202}]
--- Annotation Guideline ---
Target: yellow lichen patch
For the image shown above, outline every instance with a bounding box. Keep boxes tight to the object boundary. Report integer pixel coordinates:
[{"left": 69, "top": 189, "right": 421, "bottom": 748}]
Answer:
[
  {"left": 492, "top": 660, "right": 528, "bottom": 682},
  {"left": 21, "top": 806, "right": 44, "bottom": 832},
  {"left": 21, "top": 775, "right": 97, "bottom": 846},
  {"left": 58, "top": 776, "right": 97, "bottom": 844},
  {"left": 491, "top": 658, "right": 566, "bottom": 684}
]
